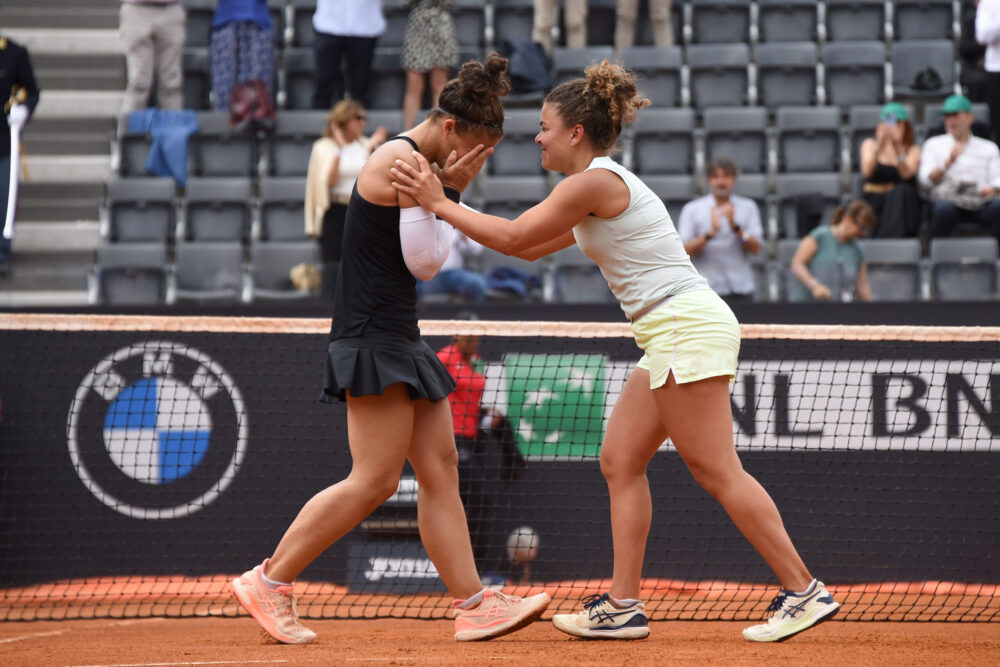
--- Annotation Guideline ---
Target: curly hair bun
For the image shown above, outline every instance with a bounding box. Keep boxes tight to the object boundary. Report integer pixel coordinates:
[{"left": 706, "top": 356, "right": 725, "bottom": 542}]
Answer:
[
  {"left": 457, "top": 52, "right": 512, "bottom": 105},
  {"left": 584, "top": 60, "right": 650, "bottom": 127}
]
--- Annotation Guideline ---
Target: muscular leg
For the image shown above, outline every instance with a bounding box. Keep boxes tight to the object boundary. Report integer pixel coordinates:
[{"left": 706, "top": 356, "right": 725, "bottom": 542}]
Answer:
[
  {"left": 653, "top": 374, "right": 813, "bottom": 592},
  {"left": 264, "top": 384, "right": 415, "bottom": 583},
  {"left": 600, "top": 368, "right": 668, "bottom": 600},
  {"left": 408, "top": 396, "right": 482, "bottom": 598}
]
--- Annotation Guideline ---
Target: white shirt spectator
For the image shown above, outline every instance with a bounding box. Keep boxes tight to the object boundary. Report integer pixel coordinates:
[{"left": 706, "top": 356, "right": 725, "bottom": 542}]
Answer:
[
  {"left": 918, "top": 133, "right": 1000, "bottom": 191},
  {"left": 314, "top": 0, "right": 385, "bottom": 38},
  {"left": 676, "top": 194, "right": 763, "bottom": 296},
  {"left": 439, "top": 229, "right": 483, "bottom": 273},
  {"left": 976, "top": 0, "right": 1000, "bottom": 72}
]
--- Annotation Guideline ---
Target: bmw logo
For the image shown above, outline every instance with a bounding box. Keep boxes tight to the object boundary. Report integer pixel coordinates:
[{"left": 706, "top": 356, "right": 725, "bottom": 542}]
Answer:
[{"left": 67, "top": 341, "right": 248, "bottom": 519}]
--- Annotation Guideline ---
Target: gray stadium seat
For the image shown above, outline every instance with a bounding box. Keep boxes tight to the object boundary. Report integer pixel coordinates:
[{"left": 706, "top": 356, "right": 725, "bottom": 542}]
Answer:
[
  {"left": 776, "top": 237, "right": 803, "bottom": 300},
  {"left": 756, "top": 0, "right": 821, "bottom": 43},
  {"left": 192, "top": 111, "right": 257, "bottom": 177},
  {"left": 755, "top": 41, "right": 821, "bottom": 108},
  {"left": 551, "top": 47, "right": 616, "bottom": 87},
  {"left": 182, "top": 178, "right": 253, "bottom": 242},
  {"left": 749, "top": 245, "right": 773, "bottom": 302},
  {"left": 703, "top": 107, "right": 769, "bottom": 174},
  {"left": 632, "top": 1, "right": 684, "bottom": 47},
  {"left": 378, "top": 0, "right": 410, "bottom": 50},
  {"left": 116, "top": 119, "right": 153, "bottom": 178},
  {"left": 454, "top": 0, "right": 487, "bottom": 51},
  {"left": 281, "top": 47, "right": 315, "bottom": 110},
  {"left": 620, "top": 46, "right": 683, "bottom": 108},
  {"left": 930, "top": 238, "right": 1000, "bottom": 301},
  {"left": 645, "top": 174, "right": 697, "bottom": 224},
  {"left": 848, "top": 104, "right": 915, "bottom": 169},
  {"left": 894, "top": 0, "right": 956, "bottom": 41},
  {"left": 858, "top": 238, "right": 923, "bottom": 301},
  {"left": 687, "top": 43, "right": 751, "bottom": 108},
  {"left": 629, "top": 108, "right": 696, "bottom": 175},
  {"left": 290, "top": 0, "right": 317, "bottom": 47},
  {"left": 369, "top": 50, "right": 407, "bottom": 110},
  {"left": 172, "top": 241, "right": 246, "bottom": 302},
  {"left": 548, "top": 244, "right": 615, "bottom": 303},
  {"left": 269, "top": 111, "right": 327, "bottom": 177},
  {"left": 688, "top": 0, "right": 752, "bottom": 44},
  {"left": 248, "top": 241, "right": 320, "bottom": 300},
  {"left": 775, "top": 172, "right": 844, "bottom": 238},
  {"left": 104, "top": 178, "right": 176, "bottom": 243},
  {"left": 825, "top": 0, "right": 888, "bottom": 41},
  {"left": 776, "top": 106, "right": 843, "bottom": 173},
  {"left": 183, "top": 0, "right": 216, "bottom": 48},
  {"left": 259, "top": 177, "right": 308, "bottom": 241},
  {"left": 183, "top": 48, "right": 211, "bottom": 110},
  {"left": 490, "top": 108, "right": 543, "bottom": 175},
  {"left": 93, "top": 242, "right": 168, "bottom": 305},
  {"left": 492, "top": 0, "right": 536, "bottom": 47},
  {"left": 823, "top": 41, "right": 888, "bottom": 108},
  {"left": 366, "top": 109, "right": 406, "bottom": 138},
  {"left": 891, "top": 39, "right": 957, "bottom": 98},
  {"left": 477, "top": 175, "right": 548, "bottom": 220},
  {"left": 582, "top": 0, "right": 617, "bottom": 47}
]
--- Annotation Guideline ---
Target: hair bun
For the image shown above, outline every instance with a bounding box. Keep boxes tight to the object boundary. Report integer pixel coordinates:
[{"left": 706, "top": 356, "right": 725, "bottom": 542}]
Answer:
[
  {"left": 584, "top": 60, "right": 650, "bottom": 127},
  {"left": 457, "top": 53, "right": 512, "bottom": 106}
]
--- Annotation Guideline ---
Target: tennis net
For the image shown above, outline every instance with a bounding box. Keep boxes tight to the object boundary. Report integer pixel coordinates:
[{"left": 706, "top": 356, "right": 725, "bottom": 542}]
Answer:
[{"left": 0, "top": 314, "right": 997, "bottom": 622}]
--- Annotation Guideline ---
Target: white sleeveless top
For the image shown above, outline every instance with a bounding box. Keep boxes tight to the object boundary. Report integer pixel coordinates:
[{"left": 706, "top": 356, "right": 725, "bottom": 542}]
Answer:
[{"left": 572, "top": 156, "right": 707, "bottom": 319}]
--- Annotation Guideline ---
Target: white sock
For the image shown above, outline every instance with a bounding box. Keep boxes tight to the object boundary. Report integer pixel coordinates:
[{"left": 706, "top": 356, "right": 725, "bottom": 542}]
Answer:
[
  {"left": 790, "top": 579, "right": 817, "bottom": 597},
  {"left": 260, "top": 567, "right": 291, "bottom": 590},
  {"left": 609, "top": 594, "right": 641, "bottom": 608},
  {"left": 457, "top": 589, "right": 487, "bottom": 609}
]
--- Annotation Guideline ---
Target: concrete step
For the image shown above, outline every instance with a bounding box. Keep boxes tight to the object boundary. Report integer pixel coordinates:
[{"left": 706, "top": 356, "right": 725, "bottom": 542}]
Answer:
[
  {"left": 33, "top": 90, "right": 123, "bottom": 119},
  {"left": 24, "top": 118, "right": 115, "bottom": 156},
  {"left": 0, "top": 250, "right": 92, "bottom": 292},
  {"left": 32, "top": 53, "right": 126, "bottom": 91},
  {"left": 0, "top": 5, "right": 119, "bottom": 30},
  {"left": 10, "top": 221, "right": 101, "bottom": 253},
  {"left": 18, "top": 182, "right": 105, "bottom": 222},
  {"left": 0, "top": 289, "right": 91, "bottom": 308},
  {"left": 23, "top": 155, "right": 111, "bottom": 183},
  {"left": 3, "top": 29, "right": 123, "bottom": 56}
]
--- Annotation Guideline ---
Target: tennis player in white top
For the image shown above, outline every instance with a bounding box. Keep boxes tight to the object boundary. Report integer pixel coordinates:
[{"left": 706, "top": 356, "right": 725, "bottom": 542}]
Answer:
[{"left": 391, "top": 60, "right": 840, "bottom": 643}]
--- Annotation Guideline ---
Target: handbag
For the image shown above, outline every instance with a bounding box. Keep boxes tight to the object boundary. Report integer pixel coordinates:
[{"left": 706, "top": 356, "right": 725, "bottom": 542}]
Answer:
[
  {"left": 932, "top": 179, "right": 993, "bottom": 211},
  {"left": 910, "top": 66, "right": 943, "bottom": 92},
  {"left": 229, "top": 79, "right": 275, "bottom": 134}
]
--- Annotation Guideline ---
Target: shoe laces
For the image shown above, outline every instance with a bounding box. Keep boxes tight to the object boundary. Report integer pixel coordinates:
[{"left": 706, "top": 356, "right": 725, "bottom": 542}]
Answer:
[
  {"left": 260, "top": 587, "right": 296, "bottom": 618},
  {"left": 581, "top": 593, "right": 618, "bottom": 623}
]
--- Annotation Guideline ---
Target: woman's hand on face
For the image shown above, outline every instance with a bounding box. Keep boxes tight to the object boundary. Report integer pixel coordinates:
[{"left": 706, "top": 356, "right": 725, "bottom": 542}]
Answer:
[
  {"left": 437, "top": 144, "right": 493, "bottom": 193},
  {"left": 391, "top": 151, "right": 446, "bottom": 211}
]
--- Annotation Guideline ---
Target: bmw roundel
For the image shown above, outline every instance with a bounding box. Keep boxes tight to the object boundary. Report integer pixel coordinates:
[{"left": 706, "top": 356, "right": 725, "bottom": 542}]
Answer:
[{"left": 67, "top": 341, "right": 248, "bottom": 519}]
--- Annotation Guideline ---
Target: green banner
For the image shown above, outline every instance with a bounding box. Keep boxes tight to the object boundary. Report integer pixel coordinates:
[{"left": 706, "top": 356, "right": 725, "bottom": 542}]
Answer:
[{"left": 503, "top": 353, "right": 607, "bottom": 458}]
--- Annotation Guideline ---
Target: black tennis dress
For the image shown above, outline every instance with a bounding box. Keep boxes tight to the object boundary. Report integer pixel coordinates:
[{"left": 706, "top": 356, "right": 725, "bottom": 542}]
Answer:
[{"left": 321, "top": 136, "right": 456, "bottom": 403}]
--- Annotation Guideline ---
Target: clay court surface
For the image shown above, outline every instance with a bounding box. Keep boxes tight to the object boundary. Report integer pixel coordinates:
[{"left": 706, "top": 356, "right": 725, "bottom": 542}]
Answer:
[{"left": 0, "top": 617, "right": 997, "bottom": 667}]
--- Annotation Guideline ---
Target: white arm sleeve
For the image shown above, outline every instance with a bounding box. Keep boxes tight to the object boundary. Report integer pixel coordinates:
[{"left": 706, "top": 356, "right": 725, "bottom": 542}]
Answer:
[{"left": 399, "top": 205, "right": 454, "bottom": 280}]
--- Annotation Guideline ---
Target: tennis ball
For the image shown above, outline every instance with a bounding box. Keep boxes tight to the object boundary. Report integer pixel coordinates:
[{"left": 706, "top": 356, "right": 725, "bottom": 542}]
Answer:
[{"left": 506, "top": 526, "right": 539, "bottom": 565}]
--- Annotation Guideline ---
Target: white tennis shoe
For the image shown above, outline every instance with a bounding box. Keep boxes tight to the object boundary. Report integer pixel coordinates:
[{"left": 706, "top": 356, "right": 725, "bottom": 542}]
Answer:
[
  {"left": 742, "top": 580, "right": 840, "bottom": 642},
  {"left": 552, "top": 593, "right": 650, "bottom": 640}
]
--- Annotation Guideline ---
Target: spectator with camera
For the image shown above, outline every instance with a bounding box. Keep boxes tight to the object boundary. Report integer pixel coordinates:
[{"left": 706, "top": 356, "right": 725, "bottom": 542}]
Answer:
[{"left": 859, "top": 102, "right": 922, "bottom": 238}]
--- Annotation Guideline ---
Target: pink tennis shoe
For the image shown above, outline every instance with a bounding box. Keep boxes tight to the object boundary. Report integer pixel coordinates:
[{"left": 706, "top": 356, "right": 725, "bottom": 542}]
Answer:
[
  {"left": 453, "top": 589, "right": 551, "bottom": 641},
  {"left": 231, "top": 560, "right": 317, "bottom": 644}
]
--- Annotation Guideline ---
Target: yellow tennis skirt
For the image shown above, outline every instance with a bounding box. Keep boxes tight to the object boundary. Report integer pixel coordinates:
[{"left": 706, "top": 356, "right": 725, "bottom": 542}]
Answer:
[{"left": 632, "top": 288, "right": 741, "bottom": 389}]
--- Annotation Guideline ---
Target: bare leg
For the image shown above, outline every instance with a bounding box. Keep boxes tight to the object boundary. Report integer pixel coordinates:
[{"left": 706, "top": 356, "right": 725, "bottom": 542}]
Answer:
[
  {"left": 264, "top": 384, "right": 414, "bottom": 583},
  {"left": 403, "top": 70, "right": 425, "bottom": 130},
  {"left": 600, "top": 368, "right": 668, "bottom": 600},
  {"left": 428, "top": 67, "right": 448, "bottom": 110},
  {"left": 407, "top": 396, "right": 482, "bottom": 599},
  {"left": 653, "top": 374, "right": 813, "bottom": 592}
]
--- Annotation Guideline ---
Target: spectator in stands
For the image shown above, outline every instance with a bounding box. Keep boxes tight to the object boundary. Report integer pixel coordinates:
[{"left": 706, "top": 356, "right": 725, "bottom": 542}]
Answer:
[
  {"left": 859, "top": 102, "right": 922, "bottom": 238},
  {"left": 119, "top": 0, "right": 186, "bottom": 113},
  {"left": 677, "top": 156, "right": 763, "bottom": 304},
  {"left": 615, "top": 0, "right": 673, "bottom": 55},
  {"left": 418, "top": 231, "right": 487, "bottom": 302},
  {"left": 312, "top": 0, "right": 385, "bottom": 109},
  {"left": 789, "top": 200, "right": 874, "bottom": 302},
  {"left": 977, "top": 0, "right": 1000, "bottom": 141},
  {"left": 918, "top": 94, "right": 1000, "bottom": 241},
  {"left": 532, "top": 0, "right": 587, "bottom": 54},
  {"left": 209, "top": 0, "right": 275, "bottom": 111},
  {"left": 961, "top": 0, "right": 989, "bottom": 104},
  {"left": 0, "top": 36, "right": 40, "bottom": 275},
  {"left": 402, "top": 0, "right": 460, "bottom": 130},
  {"left": 305, "top": 100, "right": 387, "bottom": 300}
]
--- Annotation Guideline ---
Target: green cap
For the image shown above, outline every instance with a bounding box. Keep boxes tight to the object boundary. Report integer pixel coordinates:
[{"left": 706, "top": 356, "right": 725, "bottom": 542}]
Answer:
[
  {"left": 879, "top": 102, "right": 908, "bottom": 122},
  {"left": 940, "top": 94, "right": 972, "bottom": 115}
]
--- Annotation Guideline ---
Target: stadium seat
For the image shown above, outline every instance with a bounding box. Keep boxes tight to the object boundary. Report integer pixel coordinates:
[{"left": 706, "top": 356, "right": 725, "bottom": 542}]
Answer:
[
  {"left": 687, "top": 43, "right": 751, "bottom": 108},
  {"left": 756, "top": 0, "right": 821, "bottom": 43},
  {"left": 191, "top": 111, "right": 257, "bottom": 177},
  {"left": 476, "top": 175, "right": 548, "bottom": 220},
  {"left": 894, "top": 0, "right": 956, "bottom": 41},
  {"left": 116, "top": 120, "right": 154, "bottom": 178},
  {"left": 369, "top": 50, "right": 407, "bottom": 110},
  {"left": 453, "top": 0, "right": 487, "bottom": 51},
  {"left": 183, "top": 0, "right": 216, "bottom": 49},
  {"left": 703, "top": 107, "right": 769, "bottom": 175},
  {"left": 848, "top": 104, "right": 915, "bottom": 169},
  {"left": 825, "top": 0, "right": 888, "bottom": 41},
  {"left": 775, "top": 172, "right": 844, "bottom": 239},
  {"left": 631, "top": 0, "right": 684, "bottom": 47},
  {"left": 775, "top": 106, "right": 843, "bottom": 174},
  {"left": 776, "top": 237, "right": 803, "bottom": 300},
  {"left": 859, "top": 238, "right": 924, "bottom": 301},
  {"left": 822, "top": 40, "right": 888, "bottom": 108},
  {"left": 582, "top": 0, "right": 617, "bottom": 47},
  {"left": 181, "top": 178, "right": 254, "bottom": 243},
  {"left": 551, "top": 47, "right": 616, "bottom": 87},
  {"left": 183, "top": 48, "right": 211, "bottom": 110},
  {"left": 755, "top": 41, "right": 821, "bottom": 108},
  {"left": 645, "top": 174, "right": 697, "bottom": 224},
  {"left": 891, "top": 39, "right": 957, "bottom": 98},
  {"left": 492, "top": 0, "right": 536, "bottom": 48},
  {"left": 290, "top": 0, "right": 317, "bottom": 47},
  {"left": 259, "top": 177, "right": 308, "bottom": 241},
  {"left": 366, "top": 109, "right": 406, "bottom": 138},
  {"left": 687, "top": 0, "right": 752, "bottom": 44},
  {"left": 749, "top": 244, "right": 773, "bottom": 302},
  {"left": 172, "top": 241, "right": 246, "bottom": 302},
  {"left": 378, "top": 0, "right": 410, "bottom": 50},
  {"left": 248, "top": 241, "right": 320, "bottom": 300},
  {"left": 930, "top": 237, "right": 1000, "bottom": 301},
  {"left": 620, "top": 46, "right": 683, "bottom": 108},
  {"left": 103, "top": 178, "right": 176, "bottom": 244},
  {"left": 490, "top": 108, "right": 543, "bottom": 175},
  {"left": 281, "top": 47, "right": 315, "bottom": 110},
  {"left": 268, "top": 111, "right": 326, "bottom": 177},
  {"left": 629, "top": 107, "right": 696, "bottom": 176},
  {"left": 548, "top": 244, "right": 615, "bottom": 303},
  {"left": 91, "top": 242, "right": 168, "bottom": 305}
]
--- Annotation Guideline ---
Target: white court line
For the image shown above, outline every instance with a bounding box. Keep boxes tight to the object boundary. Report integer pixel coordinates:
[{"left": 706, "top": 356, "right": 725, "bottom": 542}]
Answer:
[
  {"left": 69, "top": 661, "right": 289, "bottom": 667},
  {"left": 0, "top": 630, "right": 67, "bottom": 644},
  {"left": 346, "top": 660, "right": 447, "bottom": 663}
]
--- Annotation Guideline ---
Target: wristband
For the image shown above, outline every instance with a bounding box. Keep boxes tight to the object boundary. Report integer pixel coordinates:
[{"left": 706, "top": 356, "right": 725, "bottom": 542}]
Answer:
[{"left": 443, "top": 187, "right": 461, "bottom": 204}]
